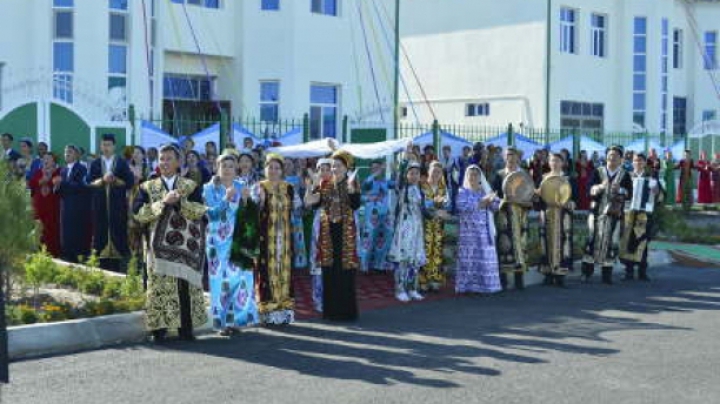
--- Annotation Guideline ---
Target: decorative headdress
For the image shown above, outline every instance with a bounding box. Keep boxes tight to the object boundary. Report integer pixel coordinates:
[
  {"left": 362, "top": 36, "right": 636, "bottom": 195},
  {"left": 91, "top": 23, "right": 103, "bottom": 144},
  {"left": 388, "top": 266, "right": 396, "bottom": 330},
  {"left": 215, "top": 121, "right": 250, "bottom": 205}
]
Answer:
[
  {"left": 265, "top": 152, "right": 284, "bottom": 167},
  {"left": 331, "top": 150, "right": 354, "bottom": 169},
  {"left": 316, "top": 158, "right": 333, "bottom": 168}
]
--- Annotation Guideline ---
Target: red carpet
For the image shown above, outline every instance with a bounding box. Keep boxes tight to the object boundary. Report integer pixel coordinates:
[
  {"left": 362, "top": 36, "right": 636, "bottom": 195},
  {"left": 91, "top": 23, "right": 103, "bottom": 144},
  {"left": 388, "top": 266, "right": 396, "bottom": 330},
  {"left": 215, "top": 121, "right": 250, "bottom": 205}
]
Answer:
[{"left": 292, "top": 270, "right": 456, "bottom": 320}]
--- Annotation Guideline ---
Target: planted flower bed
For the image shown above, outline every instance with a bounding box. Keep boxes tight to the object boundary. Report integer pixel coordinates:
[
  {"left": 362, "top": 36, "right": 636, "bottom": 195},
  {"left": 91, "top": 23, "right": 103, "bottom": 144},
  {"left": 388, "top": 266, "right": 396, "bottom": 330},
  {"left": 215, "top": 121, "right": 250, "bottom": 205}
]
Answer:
[{"left": 5, "top": 250, "right": 145, "bottom": 326}]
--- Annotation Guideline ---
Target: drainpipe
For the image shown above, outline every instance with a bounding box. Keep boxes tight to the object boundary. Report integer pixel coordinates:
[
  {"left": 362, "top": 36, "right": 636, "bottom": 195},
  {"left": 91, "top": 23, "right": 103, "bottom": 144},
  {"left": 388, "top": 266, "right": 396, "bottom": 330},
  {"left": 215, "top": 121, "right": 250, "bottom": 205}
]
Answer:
[{"left": 545, "top": 0, "right": 552, "bottom": 144}]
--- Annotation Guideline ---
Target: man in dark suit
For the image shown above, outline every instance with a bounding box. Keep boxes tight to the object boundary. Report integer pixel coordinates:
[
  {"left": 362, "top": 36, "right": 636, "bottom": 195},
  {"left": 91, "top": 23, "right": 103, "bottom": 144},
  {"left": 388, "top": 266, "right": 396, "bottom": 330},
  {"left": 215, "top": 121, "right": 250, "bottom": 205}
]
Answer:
[
  {"left": 56, "top": 144, "right": 91, "bottom": 263},
  {"left": 87, "top": 134, "right": 134, "bottom": 270},
  {"left": 1, "top": 132, "right": 21, "bottom": 163}
]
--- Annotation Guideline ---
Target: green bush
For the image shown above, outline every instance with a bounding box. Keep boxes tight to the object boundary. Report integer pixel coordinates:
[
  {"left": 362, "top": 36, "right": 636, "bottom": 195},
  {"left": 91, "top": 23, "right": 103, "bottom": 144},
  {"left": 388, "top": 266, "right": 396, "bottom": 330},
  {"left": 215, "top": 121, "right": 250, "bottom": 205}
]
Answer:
[{"left": 24, "top": 248, "right": 59, "bottom": 291}]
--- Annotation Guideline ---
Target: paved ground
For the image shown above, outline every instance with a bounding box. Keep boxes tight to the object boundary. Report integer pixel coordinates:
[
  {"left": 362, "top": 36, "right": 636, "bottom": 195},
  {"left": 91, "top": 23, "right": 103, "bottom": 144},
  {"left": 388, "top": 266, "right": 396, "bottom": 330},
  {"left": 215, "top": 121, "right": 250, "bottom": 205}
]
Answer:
[{"left": 4, "top": 264, "right": 720, "bottom": 404}]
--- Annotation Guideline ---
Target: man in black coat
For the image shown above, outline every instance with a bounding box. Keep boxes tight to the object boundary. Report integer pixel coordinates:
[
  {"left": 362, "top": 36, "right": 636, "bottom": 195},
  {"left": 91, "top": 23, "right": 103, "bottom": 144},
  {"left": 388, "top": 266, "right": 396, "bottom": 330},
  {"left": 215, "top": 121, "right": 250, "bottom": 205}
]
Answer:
[
  {"left": 87, "top": 134, "right": 134, "bottom": 269},
  {"left": 56, "top": 145, "right": 91, "bottom": 263}
]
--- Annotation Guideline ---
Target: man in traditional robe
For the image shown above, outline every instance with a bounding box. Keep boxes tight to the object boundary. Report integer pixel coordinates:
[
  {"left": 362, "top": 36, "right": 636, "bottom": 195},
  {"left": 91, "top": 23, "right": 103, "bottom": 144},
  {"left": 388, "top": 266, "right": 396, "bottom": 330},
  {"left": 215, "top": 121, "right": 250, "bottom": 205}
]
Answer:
[
  {"left": 88, "top": 134, "right": 134, "bottom": 269},
  {"left": 133, "top": 144, "right": 207, "bottom": 342},
  {"left": 56, "top": 145, "right": 90, "bottom": 263},
  {"left": 492, "top": 147, "right": 531, "bottom": 291},
  {"left": 582, "top": 146, "right": 634, "bottom": 285},
  {"left": 620, "top": 153, "right": 661, "bottom": 282}
]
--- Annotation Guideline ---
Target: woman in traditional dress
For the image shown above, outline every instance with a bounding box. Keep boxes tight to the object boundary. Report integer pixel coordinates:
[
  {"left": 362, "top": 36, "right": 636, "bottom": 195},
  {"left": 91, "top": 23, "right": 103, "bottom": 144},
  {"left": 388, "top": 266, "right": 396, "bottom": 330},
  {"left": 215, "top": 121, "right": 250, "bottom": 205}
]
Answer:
[
  {"left": 184, "top": 150, "right": 211, "bottom": 187},
  {"left": 696, "top": 150, "right": 713, "bottom": 204},
  {"left": 283, "top": 158, "right": 308, "bottom": 270},
  {"left": 305, "top": 158, "right": 333, "bottom": 312},
  {"left": 255, "top": 154, "right": 297, "bottom": 325},
  {"left": 204, "top": 154, "right": 258, "bottom": 334},
  {"left": 455, "top": 165, "right": 501, "bottom": 294},
  {"left": 388, "top": 162, "right": 427, "bottom": 302},
  {"left": 575, "top": 150, "right": 594, "bottom": 210},
  {"left": 420, "top": 161, "right": 450, "bottom": 292},
  {"left": 307, "top": 151, "right": 361, "bottom": 321},
  {"left": 359, "top": 159, "right": 394, "bottom": 273},
  {"left": 675, "top": 150, "right": 695, "bottom": 209},
  {"left": 712, "top": 152, "right": 720, "bottom": 203},
  {"left": 30, "top": 153, "right": 62, "bottom": 257},
  {"left": 662, "top": 150, "right": 676, "bottom": 206},
  {"left": 237, "top": 149, "right": 260, "bottom": 185},
  {"left": 537, "top": 153, "right": 575, "bottom": 288}
]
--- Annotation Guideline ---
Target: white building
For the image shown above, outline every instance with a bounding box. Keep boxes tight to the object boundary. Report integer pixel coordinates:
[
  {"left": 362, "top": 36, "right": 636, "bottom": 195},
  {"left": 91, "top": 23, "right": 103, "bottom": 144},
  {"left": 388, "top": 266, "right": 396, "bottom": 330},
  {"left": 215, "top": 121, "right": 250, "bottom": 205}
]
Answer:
[
  {"left": 399, "top": 0, "right": 720, "bottom": 140},
  {"left": 0, "top": 0, "right": 396, "bottom": 152}
]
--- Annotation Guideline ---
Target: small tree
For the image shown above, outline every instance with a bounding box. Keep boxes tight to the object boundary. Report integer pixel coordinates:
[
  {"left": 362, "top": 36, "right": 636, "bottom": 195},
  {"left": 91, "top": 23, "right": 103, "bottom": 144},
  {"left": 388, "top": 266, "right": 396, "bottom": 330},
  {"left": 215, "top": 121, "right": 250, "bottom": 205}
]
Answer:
[{"left": 0, "top": 162, "right": 40, "bottom": 383}]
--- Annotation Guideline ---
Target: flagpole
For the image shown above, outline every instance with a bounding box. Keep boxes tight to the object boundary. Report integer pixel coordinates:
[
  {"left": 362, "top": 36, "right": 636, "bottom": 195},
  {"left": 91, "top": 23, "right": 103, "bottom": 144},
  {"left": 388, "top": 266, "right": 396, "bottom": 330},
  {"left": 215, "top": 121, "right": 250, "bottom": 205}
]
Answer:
[{"left": 393, "top": 0, "right": 401, "bottom": 140}]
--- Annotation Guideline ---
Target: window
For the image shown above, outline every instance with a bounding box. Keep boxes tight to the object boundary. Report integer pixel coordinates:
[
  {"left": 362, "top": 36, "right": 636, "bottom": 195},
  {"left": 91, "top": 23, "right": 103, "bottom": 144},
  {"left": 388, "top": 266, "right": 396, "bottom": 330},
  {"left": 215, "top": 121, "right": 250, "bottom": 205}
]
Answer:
[
  {"left": 560, "top": 101, "right": 604, "bottom": 134},
  {"left": 400, "top": 106, "right": 408, "bottom": 118},
  {"left": 661, "top": 19, "right": 669, "bottom": 133},
  {"left": 163, "top": 75, "right": 214, "bottom": 100},
  {"left": 591, "top": 13, "right": 607, "bottom": 58},
  {"left": 109, "top": 13, "right": 127, "bottom": 41},
  {"left": 310, "top": 84, "right": 339, "bottom": 139},
  {"left": 53, "top": 0, "right": 74, "bottom": 104},
  {"left": 560, "top": 8, "right": 577, "bottom": 54},
  {"left": 53, "top": 0, "right": 73, "bottom": 7},
  {"left": 262, "top": 0, "right": 279, "bottom": 10},
  {"left": 702, "top": 110, "right": 717, "bottom": 122},
  {"left": 260, "top": 81, "right": 280, "bottom": 123},
  {"left": 673, "top": 29, "right": 683, "bottom": 69},
  {"left": 673, "top": 97, "right": 687, "bottom": 136},
  {"left": 311, "top": 0, "right": 337, "bottom": 16},
  {"left": 109, "top": 0, "right": 127, "bottom": 10},
  {"left": 465, "top": 103, "right": 490, "bottom": 117},
  {"left": 633, "top": 17, "right": 647, "bottom": 128},
  {"left": 108, "top": 45, "right": 127, "bottom": 74},
  {"left": 171, "top": 0, "right": 220, "bottom": 8},
  {"left": 704, "top": 31, "right": 717, "bottom": 70}
]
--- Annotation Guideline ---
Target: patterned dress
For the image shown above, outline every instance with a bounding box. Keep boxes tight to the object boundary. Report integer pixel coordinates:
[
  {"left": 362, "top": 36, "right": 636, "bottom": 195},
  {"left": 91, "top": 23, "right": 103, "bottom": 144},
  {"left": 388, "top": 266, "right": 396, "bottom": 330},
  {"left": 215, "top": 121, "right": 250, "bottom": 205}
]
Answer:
[
  {"left": 662, "top": 158, "right": 676, "bottom": 206},
  {"left": 388, "top": 185, "right": 427, "bottom": 292},
  {"left": 204, "top": 180, "right": 258, "bottom": 330},
  {"left": 455, "top": 187, "right": 501, "bottom": 294},
  {"left": 419, "top": 181, "right": 448, "bottom": 291},
  {"left": 255, "top": 180, "right": 296, "bottom": 325},
  {"left": 285, "top": 175, "right": 308, "bottom": 269},
  {"left": 359, "top": 174, "right": 394, "bottom": 272}
]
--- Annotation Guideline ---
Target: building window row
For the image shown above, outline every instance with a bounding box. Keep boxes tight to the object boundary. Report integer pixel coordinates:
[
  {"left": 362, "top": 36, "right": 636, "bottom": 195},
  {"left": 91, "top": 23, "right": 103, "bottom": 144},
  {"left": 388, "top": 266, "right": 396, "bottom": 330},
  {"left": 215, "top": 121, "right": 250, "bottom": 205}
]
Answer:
[
  {"left": 560, "top": 8, "right": 607, "bottom": 58},
  {"left": 261, "top": 0, "right": 338, "bottom": 16},
  {"left": 465, "top": 103, "right": 490, "bottom": 117},
  {"left": 632, "top": 17, "right": 647, "bottom": 129},
  {"left": 53, "top": 0, "right": 74, "bottom": 103},
  {"left": 660, "top": 19, "right": 669, "bottom": 133},
  {"left": 560, "top": 101, "right": 604, "bottom": 134}
]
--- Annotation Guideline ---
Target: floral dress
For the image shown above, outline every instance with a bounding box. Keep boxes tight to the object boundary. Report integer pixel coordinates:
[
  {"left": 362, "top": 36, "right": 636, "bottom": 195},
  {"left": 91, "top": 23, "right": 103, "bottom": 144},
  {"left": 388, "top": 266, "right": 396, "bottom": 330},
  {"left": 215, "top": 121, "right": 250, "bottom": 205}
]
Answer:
[{"left": 204, "top": 179, "right": 258, "bottom": 329}]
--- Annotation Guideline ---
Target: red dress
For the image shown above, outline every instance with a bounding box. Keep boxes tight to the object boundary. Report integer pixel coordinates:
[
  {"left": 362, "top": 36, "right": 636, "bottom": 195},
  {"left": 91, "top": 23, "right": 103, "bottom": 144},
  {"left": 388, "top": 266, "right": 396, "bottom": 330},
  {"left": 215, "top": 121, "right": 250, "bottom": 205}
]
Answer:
[
  {"left": 575, "top": 160, "right": 594, "bottom": 210},
  {"left": 696, "top": 160, "right": 713, "bottom": 204},
  {"left": 676, "top": 159, "right": 694, "bottom": 204},
  {"left": 28, "top": 168, "right": 62, "bottom": 257}
]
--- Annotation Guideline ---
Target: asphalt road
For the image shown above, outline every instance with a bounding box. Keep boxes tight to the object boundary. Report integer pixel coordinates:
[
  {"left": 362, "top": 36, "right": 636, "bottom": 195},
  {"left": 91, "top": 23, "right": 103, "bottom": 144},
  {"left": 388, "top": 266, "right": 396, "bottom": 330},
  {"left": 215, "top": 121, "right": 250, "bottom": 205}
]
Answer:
[{"left": 4, "top": 265, "right": 720, "bottom": 404}]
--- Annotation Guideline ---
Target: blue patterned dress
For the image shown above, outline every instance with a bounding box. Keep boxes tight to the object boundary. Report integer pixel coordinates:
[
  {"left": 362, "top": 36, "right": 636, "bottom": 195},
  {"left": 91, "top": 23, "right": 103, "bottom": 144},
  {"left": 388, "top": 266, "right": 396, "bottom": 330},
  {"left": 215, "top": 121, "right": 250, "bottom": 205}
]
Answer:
[
  {"left": 285, "top": 175, "right": 308, "bottom": 269},
  {"left": 359, "top": 174, "right": 395, "bottom": 272},
  {"left": 204, "top": 180, "right": 258, "bottom": 329},
  {"left": 455, "top": 187, "right": 502, "bottom": 294}
]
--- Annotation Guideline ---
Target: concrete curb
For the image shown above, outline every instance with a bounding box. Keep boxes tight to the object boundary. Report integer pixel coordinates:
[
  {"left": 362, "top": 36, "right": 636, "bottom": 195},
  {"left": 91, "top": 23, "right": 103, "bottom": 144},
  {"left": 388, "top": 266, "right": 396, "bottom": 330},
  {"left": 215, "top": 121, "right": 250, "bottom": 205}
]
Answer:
[{"left": 9, "top": 250, "right": 674, "bottom": 360}]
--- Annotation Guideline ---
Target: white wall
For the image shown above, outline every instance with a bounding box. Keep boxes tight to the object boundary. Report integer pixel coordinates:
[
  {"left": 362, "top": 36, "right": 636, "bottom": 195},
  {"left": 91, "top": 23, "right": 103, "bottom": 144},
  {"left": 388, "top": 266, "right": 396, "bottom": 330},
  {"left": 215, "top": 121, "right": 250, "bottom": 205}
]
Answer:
[{"left": 400, "top": 0, "right": 547, "bottom": 129}]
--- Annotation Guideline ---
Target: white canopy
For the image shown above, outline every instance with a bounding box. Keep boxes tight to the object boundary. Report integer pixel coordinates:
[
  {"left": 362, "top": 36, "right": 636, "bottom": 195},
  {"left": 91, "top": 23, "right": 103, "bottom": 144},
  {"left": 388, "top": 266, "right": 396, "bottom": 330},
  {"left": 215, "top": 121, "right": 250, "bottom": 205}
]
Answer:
[
  {"left": 485, "top": 133, "right": 544, "bottom": 158},
  {"left": 547, "top": 135, "right": 606, "bottom": 155},
  {"left": 412, "top": 130, "right": 472, "bottom": 155},
  {"left": 688, "top": 120, "right": 720, "bottom": 138},
  {"left": 624, "top": 137, "right": 664, "bottom": 154}
]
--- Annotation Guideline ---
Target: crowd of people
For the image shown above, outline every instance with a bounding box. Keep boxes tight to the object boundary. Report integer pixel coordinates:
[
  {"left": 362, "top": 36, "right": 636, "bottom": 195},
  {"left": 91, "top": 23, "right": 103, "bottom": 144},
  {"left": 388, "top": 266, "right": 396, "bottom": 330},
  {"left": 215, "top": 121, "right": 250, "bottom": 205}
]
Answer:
[{"left": 2, "top": 130, "right": 720, "bottom": 342}]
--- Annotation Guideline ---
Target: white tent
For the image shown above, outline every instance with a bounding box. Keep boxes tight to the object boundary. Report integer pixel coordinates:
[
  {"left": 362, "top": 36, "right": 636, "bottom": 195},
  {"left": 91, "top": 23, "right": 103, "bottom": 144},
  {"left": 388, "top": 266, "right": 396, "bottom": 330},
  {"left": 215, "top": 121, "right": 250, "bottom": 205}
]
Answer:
[
  {"left": 266, "top": 138, "right": 339, "bottom": 159},
  {"left": 485, "top": 133, "right": 544, "bottom": 158},
  {"left": 688, "top": 119, "right": 720, "bottom": 138},
  {"left": 139, "top": 120, "right": 176, "bottom": 149},
  {"left": 232, "top": 123, "right": 263, "bottom": 146},
  {"left": 340, "top": 138, "right": 408, "bottom": 159},
  {"left": 412, "top": 130, "right": 472, "bottom": 155},
  {"left": 185, "top": 123, "right": 262, "bottom": 153},
  {"left": 547, "top": 135, "right": 606, "bottom": 155},
  {"left": 669, "top": 140, "right": 686, "bottom": 161}
]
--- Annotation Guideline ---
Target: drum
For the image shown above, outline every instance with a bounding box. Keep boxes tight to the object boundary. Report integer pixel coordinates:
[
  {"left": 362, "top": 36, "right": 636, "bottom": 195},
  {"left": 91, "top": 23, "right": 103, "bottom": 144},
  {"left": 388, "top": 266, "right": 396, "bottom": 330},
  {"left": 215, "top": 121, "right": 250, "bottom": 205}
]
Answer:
[
  {"left": 539, "top": 175, "right": 572, "bottom": 208},
  {"left": 502, "top": 171, "right": 535, "bottom": 204}
]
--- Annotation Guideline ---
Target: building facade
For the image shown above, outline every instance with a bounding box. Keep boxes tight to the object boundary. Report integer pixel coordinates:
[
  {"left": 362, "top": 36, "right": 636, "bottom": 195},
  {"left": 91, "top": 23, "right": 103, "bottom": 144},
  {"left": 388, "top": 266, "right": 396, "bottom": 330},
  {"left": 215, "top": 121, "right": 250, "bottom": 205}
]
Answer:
[
  {"left": 399, "top": 0, "right": 720, "bottom": 139},
  {"left": 0, "top": 0, "right": 395, "bottom": 151}
]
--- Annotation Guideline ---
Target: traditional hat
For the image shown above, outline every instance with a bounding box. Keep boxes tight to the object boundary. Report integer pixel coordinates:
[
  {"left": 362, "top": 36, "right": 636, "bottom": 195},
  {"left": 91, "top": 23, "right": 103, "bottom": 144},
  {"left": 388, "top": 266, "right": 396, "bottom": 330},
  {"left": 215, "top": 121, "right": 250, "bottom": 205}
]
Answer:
[
  {"left": 331, "top": 150, "right": 354, "bottom": 169},
  {"left": 406, "top": 161, "right": 422, "bottom": 171},
  {"left": 221, "top": 148, "right": 239, "bottom": 157},
  {"left": 265, "top": 152, "right": 284, "bottom": 167}
]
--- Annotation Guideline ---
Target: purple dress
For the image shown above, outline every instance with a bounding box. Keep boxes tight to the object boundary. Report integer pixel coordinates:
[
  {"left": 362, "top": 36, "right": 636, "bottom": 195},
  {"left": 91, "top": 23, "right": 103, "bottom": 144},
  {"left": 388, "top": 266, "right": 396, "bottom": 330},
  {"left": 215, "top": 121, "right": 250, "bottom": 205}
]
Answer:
[{"left": 455, "top": 187, "right": 502, "bottom": 294}]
